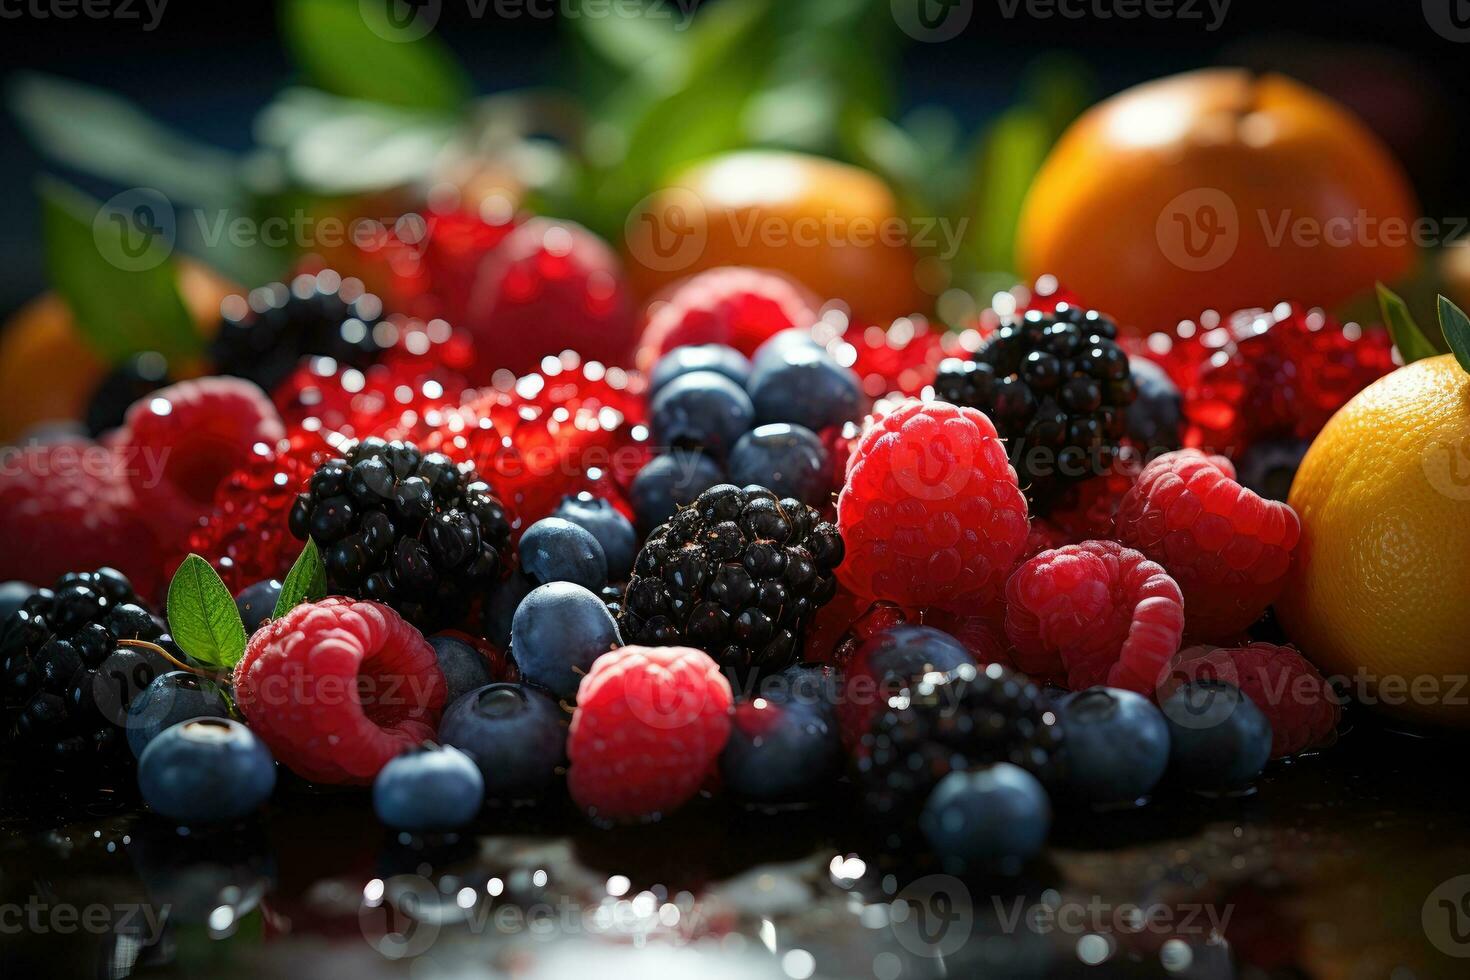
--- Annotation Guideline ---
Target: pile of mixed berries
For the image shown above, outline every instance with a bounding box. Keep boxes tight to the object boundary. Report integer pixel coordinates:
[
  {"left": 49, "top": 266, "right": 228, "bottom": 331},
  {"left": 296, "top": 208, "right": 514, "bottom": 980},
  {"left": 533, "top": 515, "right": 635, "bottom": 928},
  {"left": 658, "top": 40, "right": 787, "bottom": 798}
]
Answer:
[{"left": 0, "top": 195, "right": 1378, "bottom": 873}]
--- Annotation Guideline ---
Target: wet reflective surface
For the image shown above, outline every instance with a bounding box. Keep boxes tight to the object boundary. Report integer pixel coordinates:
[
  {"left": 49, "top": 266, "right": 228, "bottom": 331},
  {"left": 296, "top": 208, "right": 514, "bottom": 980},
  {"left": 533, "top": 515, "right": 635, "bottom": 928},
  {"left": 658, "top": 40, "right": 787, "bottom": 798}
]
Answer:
[{"left": 3, "top": 719, "right": 1468, "bottom": 979}]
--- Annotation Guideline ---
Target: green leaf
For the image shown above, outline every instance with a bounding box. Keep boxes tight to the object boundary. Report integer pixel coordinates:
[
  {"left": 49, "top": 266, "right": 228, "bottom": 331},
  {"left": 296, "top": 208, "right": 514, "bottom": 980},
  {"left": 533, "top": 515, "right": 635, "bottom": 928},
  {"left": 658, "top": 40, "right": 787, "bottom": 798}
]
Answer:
[
  {"left": 167, "top": 555, "right": 249, "bottom": 671},
  {"left": 273, "top": 538, "right": 328, "bottom": 620},
  {"left": 967, "top": 107, "right": 1052, "bottom": 275},
  {"left": 40, "top": 177, "right": 202, "bottom": 365},
  {"left": 1377, "top": 282, "right": 1440, "bottom": 365},
  {"left": 282, "top": 0, "right": 470, "bottom": 113},
  {"left": 1438, "top": 295, "right": 1470, "bottom": 374}
]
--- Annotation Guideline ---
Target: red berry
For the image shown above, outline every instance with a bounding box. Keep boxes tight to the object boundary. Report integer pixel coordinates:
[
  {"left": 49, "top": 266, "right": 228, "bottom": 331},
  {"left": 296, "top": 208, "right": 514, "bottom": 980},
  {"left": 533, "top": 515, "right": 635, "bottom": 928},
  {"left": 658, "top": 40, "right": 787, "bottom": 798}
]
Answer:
[
  {"left": 836, "top": 314, "right": 952, "bottom": 400},
  {"left": 465, "top": 218, "right": 637, "bottom": 378},
  {"left": 836, "top": 399, "right": 1029, "bottom": 612},
  {"left": 636, "top": 266, "right": 817, "bottom": 370},
  {"left": 566, "top": 645, "right": 733, "bottom": 822},
  {"left": 1044, "top": 465, "right": 1138, "bottom": 543},
  {"left": 234, "top": 597, "right": 447, "bottom": 785},
  {"left": 1005, "top": 540, "right": 1185, "bottom": 694},
  {"left": 1114, "top": 450, "right": 1301, "bottom": 642},
  {"left": 1164, "top": 642, "right": 1340, "bottom": 757}
]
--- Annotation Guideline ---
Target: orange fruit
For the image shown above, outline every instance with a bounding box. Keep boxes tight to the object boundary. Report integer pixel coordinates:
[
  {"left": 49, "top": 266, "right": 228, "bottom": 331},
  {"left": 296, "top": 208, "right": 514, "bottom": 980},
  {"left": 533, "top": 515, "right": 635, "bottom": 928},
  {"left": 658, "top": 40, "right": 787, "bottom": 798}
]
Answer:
[
  {"left": 625, "top": 150, "right": 927, "bottom": 326},
  {"left": 1276, "top": 354, "right": 1470, "bottom": 728},
  {"left": 0, "top": 259, "right": 236, "bottom": 442},
  {"left": 1018, "top": 69, "right": 1419, "bottom": 334}
]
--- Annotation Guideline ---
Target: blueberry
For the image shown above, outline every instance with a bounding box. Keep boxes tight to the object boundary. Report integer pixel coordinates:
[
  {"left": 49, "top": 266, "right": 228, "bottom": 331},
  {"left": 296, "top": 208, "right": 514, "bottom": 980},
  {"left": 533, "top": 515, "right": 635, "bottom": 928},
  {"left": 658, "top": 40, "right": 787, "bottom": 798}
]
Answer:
[
  {"left": 1125, "top": 356, "right": 1182, "bottom": 452},
  {"left": 860, "top": 625, "right": 975, "bottom": 687},
  {"left": 511, "top": 582, "right": 622, "bottom": 700},
  {"left": 751, "top": 328, "right": 824, "bottom": 371},
  {"left": 482, "top": 571, "right": 535, "bottom": 649},
  {"left": 1159, "top": 680, "right": 1272, "bottom": 790},
  {"left": 720, "top": 695, "right": 842, "bottom": 803},
  {"left": 235, "top": 579, "right": 282, "bottom": 636},
  {"left": 1235, "top": 438, "right": 1310, "bottom": 503},
  {"left": 650, "top": 344, "right": 752, "bottom": 396},
  {"left": 919, "top": 763, "right": 1051, "bottom": 874},
  {"left": 438, "top": 683, "right": 567, "bottom": 801},
  {"left": 519, "top": 518, "right": 608, "bottom": 592},
  {"left": 650, "top": 370, "right": 755, "bottom": 460},
  {"left": 428, "top": 633, "right": 496, "bottom": 709},
  {"left": 127, "top": 671, "right": 232, "bottom": 758},
  {"left": 1055, "top": 687, "right": 1170, "bottom": 805},
  {"left": 747, "top": 345, "right": 865, "bottom": 432},
  {"left": 551, "top": 494, "right": 639, "bottom": 582},
  {"left": 105, "top": 602, "right": 161, "bottom": 642},
  {"left": 0, "top": 582, "right": 38, "bottom": 624},
  {"left": 138, "top": 718, "right": 276, "bottom": 825},
  {"left": 728, "top": 423, "right": 831, "bottom": 505},
  {"left": 372, "top": 745, "right": 484, "bottom": 831},
  {"left": 629, "top": 450, "right": 726, "bottom": 533}
]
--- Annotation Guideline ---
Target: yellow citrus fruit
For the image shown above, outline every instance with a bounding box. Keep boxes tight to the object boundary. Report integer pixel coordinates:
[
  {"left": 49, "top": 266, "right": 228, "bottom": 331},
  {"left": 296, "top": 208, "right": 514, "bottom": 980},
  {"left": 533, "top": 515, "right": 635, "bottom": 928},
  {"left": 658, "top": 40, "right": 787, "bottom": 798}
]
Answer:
[
  {"left": 625, "top": 150, "right": 928, "bottom": 326},
  {"left": 1276, "top": 354, "right": 1470, "bottom": 728}
]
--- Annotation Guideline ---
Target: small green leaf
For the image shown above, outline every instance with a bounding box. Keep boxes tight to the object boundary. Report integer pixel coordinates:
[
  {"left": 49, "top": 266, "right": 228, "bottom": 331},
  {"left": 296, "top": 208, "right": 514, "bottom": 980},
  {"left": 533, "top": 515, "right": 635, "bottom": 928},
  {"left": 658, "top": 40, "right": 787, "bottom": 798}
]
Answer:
[
  {"left": 167, "top": 555, "right": 249, "bottom": 671},
  {"left": 1439, "top": 295, "right": 1470, "bottom": 374},
  {"left": 273, "top": 538, "right": 328, "bottom": 620},
  {"left": 41, "top": 177, "right": 202, "bottom": 365},
  {"left": 1377, "top": 282, "right": 1439, "bottom": 365}
]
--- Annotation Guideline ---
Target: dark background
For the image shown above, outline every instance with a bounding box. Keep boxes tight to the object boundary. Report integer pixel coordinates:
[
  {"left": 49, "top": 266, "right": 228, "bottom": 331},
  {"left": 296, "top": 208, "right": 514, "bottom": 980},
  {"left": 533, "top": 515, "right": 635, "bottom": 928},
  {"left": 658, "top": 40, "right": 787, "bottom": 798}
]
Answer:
[{"left": 0, "top": 0, "right": 1465, "bottom": 320}]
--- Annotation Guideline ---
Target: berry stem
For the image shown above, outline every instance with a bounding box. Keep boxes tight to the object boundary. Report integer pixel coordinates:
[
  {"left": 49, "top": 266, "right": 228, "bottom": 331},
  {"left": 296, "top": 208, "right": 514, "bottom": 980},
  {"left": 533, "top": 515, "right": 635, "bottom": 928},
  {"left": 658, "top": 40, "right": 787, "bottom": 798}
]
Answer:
[{"left": 117, "top": 638, "right": 233, "bottom": 684}]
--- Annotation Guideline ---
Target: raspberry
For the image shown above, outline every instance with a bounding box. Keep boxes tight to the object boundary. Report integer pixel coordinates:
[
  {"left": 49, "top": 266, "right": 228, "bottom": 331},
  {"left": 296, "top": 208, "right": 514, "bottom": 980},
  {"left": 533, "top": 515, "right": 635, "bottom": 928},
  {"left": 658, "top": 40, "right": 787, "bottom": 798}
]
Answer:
[
  {"left": 836, "top": 399, "right": 1029, "bottom": 612},
  {"left": 465, "top": 218, "right": 637, "bottom": 377},
  {"left": 566, "top": 645, "right": 733, "bottom": 822},
  {"left": 420, "top": 207, "right": 520, "bottom": 326},
  {"left": 233, "top": 597, "right": 447, "bottom": 784},
  {"left": 1044, "top": 465, "right": 1137, "bottom": 542},
  {"left": 117, "top": 377, "right": 286, "bottom": 554},
  {"left": 635, "top": 267, "right": 817, "bottom": 370},
  {"left": 1114, "top": 450, "right": 1301, "bottom": 642},
  {"left": 837, "top": 314, "right": 952, "bottom": 399},
  {"left": 1163, "top": 642, "right": 1340, "bottom": 758},
  {"left": 1004, "top": 540, "right": 1185, "bottom": 694},
  {"left": 0, "top": 439, "right": 162, "bottom": 597}
]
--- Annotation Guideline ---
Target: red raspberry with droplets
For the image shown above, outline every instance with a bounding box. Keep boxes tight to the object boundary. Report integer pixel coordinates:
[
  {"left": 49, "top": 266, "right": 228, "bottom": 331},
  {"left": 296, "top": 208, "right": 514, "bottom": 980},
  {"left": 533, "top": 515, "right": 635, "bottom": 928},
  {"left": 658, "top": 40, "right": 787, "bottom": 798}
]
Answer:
[
  {"left": 234, "top": 597, "right": 447, "bottom": 785},
  {"left": 836, "top": 399, "right": 1029, "bottom": 612},
  {"left": 1005, "top": 540, "right": 1185, "bottom": 694},
  {"left": 635, "top": 266, "right": 817, "bottom": 370},
  {"left": 1163, "top": 642, "right": 1340, "bottom": 757},
  {"left": 566, "top": 645, "right": 733, "bottom": 823},
  {"left": 1114, "top": 450, "right": 1301, "bottom": 642},
  {"left": 466, "top": 218, "right": 637, "bottom": 377}
]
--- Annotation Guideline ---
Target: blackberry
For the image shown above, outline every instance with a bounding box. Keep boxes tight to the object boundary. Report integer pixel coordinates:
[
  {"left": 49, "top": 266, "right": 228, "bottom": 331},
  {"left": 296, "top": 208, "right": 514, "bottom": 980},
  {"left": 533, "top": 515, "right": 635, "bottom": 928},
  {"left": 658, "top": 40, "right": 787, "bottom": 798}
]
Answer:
[
  {"left": 288, "top": 437, "right": 511, "bottom": 632},
  {"left": 85, "top": 351, "right": 171, "bottom": 436},
  {"left": 935, "top": 303, "right": 1136, "bottom": 510},
  {"left": 618, "top": 483, "right": 844, "bottom": 675},
  {"left": 854, "top": 663, "right": 1065, "bottom": 830},
  {"left": 211, "top": 270, "right": 386, "bottom": 391},
  {"left": 0, "top": 569, "right": 170, "bottom": 777}
]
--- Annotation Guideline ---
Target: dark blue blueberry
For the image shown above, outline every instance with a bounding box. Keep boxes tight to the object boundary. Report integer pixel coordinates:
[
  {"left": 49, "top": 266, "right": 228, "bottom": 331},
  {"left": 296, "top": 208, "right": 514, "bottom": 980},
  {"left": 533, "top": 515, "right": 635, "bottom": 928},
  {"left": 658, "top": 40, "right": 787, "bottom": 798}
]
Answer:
[
  {"left": 629, "top": 450, "right": 725, "bottom": 533},
  {"left": 438, "top": 683, "right": 567, "bottom": 801},
  {"left": 1159, "top": 680, "right": 1272, "bottom": 790},
  {"left": 1125, "top": 356, "right": 1182, "bottom": 452},
  {"left": 428, "top": 633, "right": 496, "bottom": 709},
  {"left": 1055, "top": 687, "right": 1170, "bottom": 805},
  {"left": 861, "top": 625, "right": 975, "bottom": 687},
  {"left": 552, "top": 493, "right": 639, "bottom": 581},
  {"left": 746, "top": 346, "right": 864, "bottom": 431},
  {"left": 137, "top": 718, "right": 276, "bottom": 825},
  {"left": 0, "top": 582, "right": 37, "bottom": 631},
  {"left": 1235, "top": 438, "right": 1310, "bottom": 503},
  {"left": 720, "top": 695, "right": 842, "bottom": 803},
  {"left": 127, "top": 671, "right": 232, "bottom": 758},
  {"left": 919, "top": 763, "right": 1051, "bottom": 874},
  {"left": 518, "top": 518, "right": 608, "bottom": 592},
  {"left": 372, "top": 745, "right": 484, "bottom": 831},
  {"left": 235, "top": 579, "right": 283, "bottom": 636},
  {"left": 650, "top": 344, "right": 752, "bottom": 396},
  {"left": 511, "top": 582, "right": 622, "bottom": 700},
  {"left": 650, "top": 370, "right": 754, "bottom": 459},
  {"left": 751, "top": 328, "right": 824, "bottom": 371},
  {"left": 727, "top": 423, "right": 831, "bottom": 506},
  {"left": 482, "top": 571, "right": 535, "bottom": 650}
]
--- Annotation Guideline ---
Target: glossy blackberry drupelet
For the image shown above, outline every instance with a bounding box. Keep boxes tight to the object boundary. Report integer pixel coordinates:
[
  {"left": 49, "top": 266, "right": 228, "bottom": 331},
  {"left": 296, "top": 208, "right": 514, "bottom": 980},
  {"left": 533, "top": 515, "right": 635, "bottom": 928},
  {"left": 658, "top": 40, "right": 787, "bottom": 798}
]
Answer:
[
  {"left": 854, "top": 663, "right": 1065, "bottom": 829},
  {"left": 934, "top": 304, "right": 1137, "bottom": 510},
  {"left": 288, "top": 437, "right": 511, "bottom": 632},
  {"left": 618, "top": 484, "right": 844, "bottom": 675},
  {"left": 0, "top": 569, "right": 171, "bottom": 775},
  {"left": 210, "top": 271, "right": 386, "bottom": 391}
]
